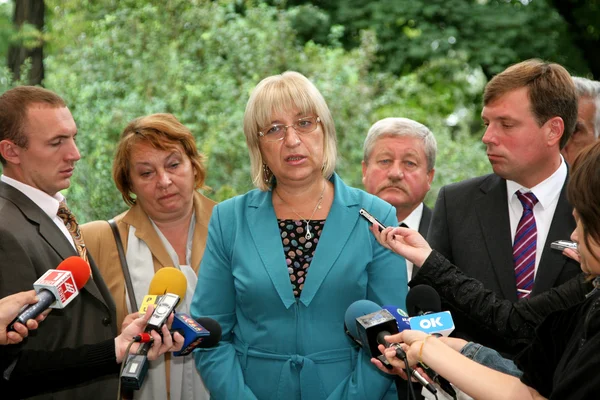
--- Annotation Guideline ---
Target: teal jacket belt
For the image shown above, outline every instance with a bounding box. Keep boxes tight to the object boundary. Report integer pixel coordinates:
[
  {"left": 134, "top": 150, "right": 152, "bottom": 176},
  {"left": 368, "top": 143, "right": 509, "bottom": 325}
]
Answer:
[{"left": 234, "top": 337, "right": 358, "bottom": 400}]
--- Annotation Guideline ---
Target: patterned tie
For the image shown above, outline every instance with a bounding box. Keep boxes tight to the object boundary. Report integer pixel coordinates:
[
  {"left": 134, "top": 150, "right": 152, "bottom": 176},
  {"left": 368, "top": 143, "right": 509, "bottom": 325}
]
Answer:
[
  {"left": 513, "top": 192, "right": 539, "bottom": 299},
  {"left": 57, "top": 201, "right": 89, "bottom": 265}
]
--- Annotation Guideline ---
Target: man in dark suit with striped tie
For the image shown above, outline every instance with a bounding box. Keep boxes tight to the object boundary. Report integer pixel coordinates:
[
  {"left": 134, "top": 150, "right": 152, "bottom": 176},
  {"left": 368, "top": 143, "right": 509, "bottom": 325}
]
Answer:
[
  {"left": 362, "top": 117, "right": 437, "bottom": 280},
  {"left": 427, "top": 60, "right": 582, "bottom": 342}
]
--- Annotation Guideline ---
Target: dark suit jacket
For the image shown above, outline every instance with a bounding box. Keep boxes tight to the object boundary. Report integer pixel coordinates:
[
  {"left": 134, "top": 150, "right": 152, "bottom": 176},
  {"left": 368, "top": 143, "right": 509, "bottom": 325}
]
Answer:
[
  {"left": 408, "top": 204, "right": 432, "bottom": 280},
  {"left": 427, "top": 174, "right": 580, "bottom": 303},
  {"left": 1, "top": 339, "right": 119, "bottom": 399},
  {"left": 417, "top": 204, "right": 432, "bottom": 238},
  {"left": 0, "top": 182, "right": 119, "bottom": 400}
]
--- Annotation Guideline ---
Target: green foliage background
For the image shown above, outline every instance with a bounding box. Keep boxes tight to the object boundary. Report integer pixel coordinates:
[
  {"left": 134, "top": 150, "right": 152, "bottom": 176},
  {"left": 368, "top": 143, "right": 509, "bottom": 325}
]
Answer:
[
  {"left": 279, "top": 0, "right": 590, "bottom": 78},
  {"left": 11, "top": 0, "right": 571, "bottom": 222}
]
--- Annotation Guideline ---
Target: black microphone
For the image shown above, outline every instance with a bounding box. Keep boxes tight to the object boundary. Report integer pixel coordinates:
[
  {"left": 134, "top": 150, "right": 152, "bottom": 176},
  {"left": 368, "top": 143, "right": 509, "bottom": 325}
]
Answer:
[
  {"left": 344, "top": 300, "right": 437, "bottom": 397},
  {"left": 406, "top": 284, "right": 441, "bottom": 317},
  {"left": 406, "top": 285, "right": 457, "bottom": 399},
  {"left": 185, "top": 317, "right": 221, "bottom": 350}
]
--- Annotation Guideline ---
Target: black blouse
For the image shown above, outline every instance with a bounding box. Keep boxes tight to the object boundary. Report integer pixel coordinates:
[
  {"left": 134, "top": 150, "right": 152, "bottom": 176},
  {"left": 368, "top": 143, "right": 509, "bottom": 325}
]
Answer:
[
  {"left": 516, "top": 287, "right": 600, "bottom": 398},
  {"left": 409, "top": 250, "right": 592, "bottom": 356}
]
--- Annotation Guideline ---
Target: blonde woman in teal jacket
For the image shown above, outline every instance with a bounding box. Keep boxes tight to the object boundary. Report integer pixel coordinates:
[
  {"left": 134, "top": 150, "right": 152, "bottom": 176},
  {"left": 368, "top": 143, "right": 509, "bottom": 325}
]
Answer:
[{"left": 191, "top": 71, "right": 408, "bottom": 399}]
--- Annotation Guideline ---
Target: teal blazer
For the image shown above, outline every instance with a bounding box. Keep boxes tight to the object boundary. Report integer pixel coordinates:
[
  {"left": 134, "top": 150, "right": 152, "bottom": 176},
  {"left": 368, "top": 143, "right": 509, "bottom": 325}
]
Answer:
[{"left": 192, "top": 174, "right": 408, "bottom": 399}]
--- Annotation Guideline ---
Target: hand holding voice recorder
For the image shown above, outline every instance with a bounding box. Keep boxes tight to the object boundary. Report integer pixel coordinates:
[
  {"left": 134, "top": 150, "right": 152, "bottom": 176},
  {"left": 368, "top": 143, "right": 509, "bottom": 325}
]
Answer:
[{"left": 359, "top": 208, "right": 387, "bottom": 232}]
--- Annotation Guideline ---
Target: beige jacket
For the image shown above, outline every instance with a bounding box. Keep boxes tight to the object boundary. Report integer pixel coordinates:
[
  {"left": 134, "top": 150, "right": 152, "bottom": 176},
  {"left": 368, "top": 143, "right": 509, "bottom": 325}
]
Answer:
[{"left": 82, "top": 191, "right": 216, "bottom": 330}]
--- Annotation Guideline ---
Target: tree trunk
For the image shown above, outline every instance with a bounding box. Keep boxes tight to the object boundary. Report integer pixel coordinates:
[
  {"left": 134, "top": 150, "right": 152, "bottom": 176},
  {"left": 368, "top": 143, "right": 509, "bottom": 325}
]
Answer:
[{"left": 8, "top": 0, "right": 45, "bottom": 85}]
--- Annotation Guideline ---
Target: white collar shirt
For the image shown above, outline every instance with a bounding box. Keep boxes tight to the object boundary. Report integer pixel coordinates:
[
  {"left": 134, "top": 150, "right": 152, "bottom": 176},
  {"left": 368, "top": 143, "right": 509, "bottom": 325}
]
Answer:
[{"left": 400, "top": 202, "right": 424, "bottom": 280}]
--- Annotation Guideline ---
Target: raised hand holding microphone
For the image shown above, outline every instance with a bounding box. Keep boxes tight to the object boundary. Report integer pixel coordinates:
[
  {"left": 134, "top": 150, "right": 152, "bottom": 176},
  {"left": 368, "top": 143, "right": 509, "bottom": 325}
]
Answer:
[
  {"left": 374, "top": 329, "right": 431, "bottom": 372},
  {"left": 405, "top": 285, "right": 457, "bottom": 399},
  {"left": 9, "top": 256, "right": 91, "bottom": 331},
  {"left": 373, "top": 285, "right": 456, "bottom": 398},
  {"left": 345, "top": 300, "right": 437, "bottom": 398},
  {"left": 0, "top": 291, "right": 44, "bottom": 345},
  {"left": 115, "top": 304, "right": 184, "bottom": 363},
  {"left": 120, "top": 268, "right": 187, "bottom": 391}
]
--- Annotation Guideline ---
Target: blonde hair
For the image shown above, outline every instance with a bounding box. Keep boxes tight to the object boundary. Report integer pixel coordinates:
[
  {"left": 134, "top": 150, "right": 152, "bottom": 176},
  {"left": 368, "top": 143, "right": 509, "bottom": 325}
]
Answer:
[{"left": 243, "top": 71, "right": 337, "bottom": 190}]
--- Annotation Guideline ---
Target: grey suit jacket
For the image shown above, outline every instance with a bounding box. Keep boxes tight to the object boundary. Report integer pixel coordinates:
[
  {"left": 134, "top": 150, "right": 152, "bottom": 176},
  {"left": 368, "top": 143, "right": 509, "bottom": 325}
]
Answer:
[
  {"left": 0, "top": 182, "right": 119, "bottom": 400},
  {"left": 427, "top": 174, "right": 580, "bottom": 303}
]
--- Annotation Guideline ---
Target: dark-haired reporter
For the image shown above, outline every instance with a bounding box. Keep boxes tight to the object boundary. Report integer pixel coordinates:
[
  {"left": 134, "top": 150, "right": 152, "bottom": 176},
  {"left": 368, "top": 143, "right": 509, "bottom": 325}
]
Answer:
[
  {"left": 371, "top": 141, "right": 600, "bottom": 399},
  {"left": 372, "top": 222, "right": 591, "bottom": 355},
  {"left": 0, "top": 296, "right": 183, "bottom": 399},
  {"left": 376, "top": 222, "right": 593, "bottom": 356}
]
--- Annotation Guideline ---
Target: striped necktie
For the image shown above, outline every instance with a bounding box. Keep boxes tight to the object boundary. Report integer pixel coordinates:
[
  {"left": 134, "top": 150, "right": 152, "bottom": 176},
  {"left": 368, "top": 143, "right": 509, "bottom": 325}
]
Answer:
[{"left": 513, "top": 192, "right": 538, "bottom": 299}]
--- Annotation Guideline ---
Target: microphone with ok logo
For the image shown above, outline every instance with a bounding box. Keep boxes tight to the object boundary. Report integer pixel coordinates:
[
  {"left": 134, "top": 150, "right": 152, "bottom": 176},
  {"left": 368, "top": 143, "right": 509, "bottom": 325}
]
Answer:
[{"left": 407, "top": 285, "right": 455, "bottom": 337}]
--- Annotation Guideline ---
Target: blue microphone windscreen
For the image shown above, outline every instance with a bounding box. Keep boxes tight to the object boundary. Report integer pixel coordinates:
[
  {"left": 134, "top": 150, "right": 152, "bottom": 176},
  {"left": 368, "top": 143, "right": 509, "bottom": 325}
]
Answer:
[{"left": 344, "top": 300, "right": 381, "bottom": 339}]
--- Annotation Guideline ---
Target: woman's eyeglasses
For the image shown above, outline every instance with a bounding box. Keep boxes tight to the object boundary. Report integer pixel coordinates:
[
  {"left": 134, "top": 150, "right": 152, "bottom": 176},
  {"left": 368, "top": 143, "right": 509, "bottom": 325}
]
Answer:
[{"left": 258, "top": 116, "right": 321, "bottom": 142}]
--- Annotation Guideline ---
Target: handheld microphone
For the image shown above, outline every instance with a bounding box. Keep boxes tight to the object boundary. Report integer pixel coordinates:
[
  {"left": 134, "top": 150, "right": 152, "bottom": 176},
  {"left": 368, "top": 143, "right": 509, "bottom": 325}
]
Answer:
[
  {"left": 10, "top": 257, "right": 91, "bottom": 330},
  {"left": 121, "top": 269, "right": 187, "bottom": 391},
  {"left": 382, "top": 305, "right": 411, "bottom": 332},
  {"left": 406, "top": 285, "right": 458, "bottom": 399},
  {"left": 172, "top": 314, "right": 220, "bottom": 356},
  {"left": 345, "top": 300, "right": 397, "bottom": 357},
  {"left": 133, "top": 315, "right": 222, "bottom": 356},
  {"left": 176, "top": 316, "right": 222, "bottom": 355},
  {"left": 406, "top": 285, "right": 441, "bottom": 317},
  {"left": 406, "top": 285, "right": 455, "bottom": 337},
  {"left": 138, "top": 267, "right": 188, "bottom": 314},
  {"left": 344, "top": 300, "right": 378, "bottom": 347},
  {"left": 379, "top": 305, "right": 440, "bottom": 396},
  {"left": 344, "top": 300, "right": 437, "bottom": 396}
]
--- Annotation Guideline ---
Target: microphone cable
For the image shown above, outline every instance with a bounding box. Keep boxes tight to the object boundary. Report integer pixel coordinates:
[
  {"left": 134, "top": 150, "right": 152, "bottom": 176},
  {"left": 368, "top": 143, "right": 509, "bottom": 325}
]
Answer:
[
  {"left": 398, "top": 345, "right": 441, "bottom": 400},
  {"left": 395, "top": 346, "right": 418, "bottom": 400}
]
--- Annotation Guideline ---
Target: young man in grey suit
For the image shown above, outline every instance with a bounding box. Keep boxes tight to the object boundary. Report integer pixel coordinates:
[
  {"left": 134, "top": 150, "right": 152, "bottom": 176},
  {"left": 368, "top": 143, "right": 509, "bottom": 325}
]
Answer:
[
  {"left": 362, "top": 117, "right": 437, "bottom": 280},
  {"left": 0, "top": 86, "right": 118, "bottom": 399},
  {"left": 428, "top": 60, "right": 581, "bottom": 336}
]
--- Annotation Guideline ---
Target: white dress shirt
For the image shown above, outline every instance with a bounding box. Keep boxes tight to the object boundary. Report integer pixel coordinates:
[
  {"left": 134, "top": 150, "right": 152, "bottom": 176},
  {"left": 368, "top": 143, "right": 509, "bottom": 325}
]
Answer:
[{"left": 400, "top": 202, "right": 424, "bottom": 280}]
